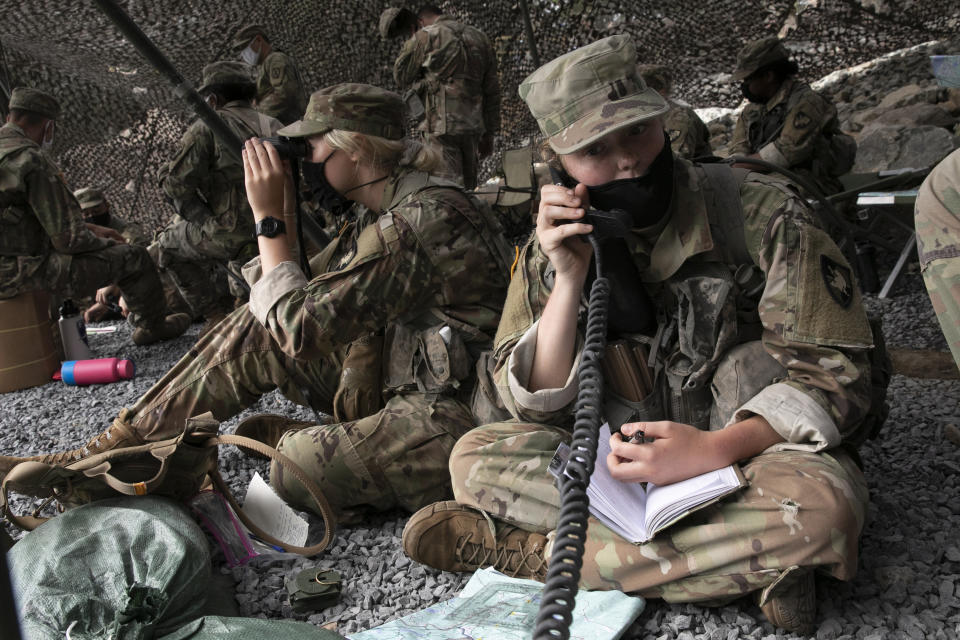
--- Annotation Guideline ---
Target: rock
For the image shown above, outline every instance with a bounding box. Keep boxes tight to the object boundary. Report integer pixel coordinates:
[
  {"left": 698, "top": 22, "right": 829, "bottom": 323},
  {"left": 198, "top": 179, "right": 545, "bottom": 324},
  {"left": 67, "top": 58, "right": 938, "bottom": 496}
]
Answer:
[
  {"left": 860, "top": 104, "right": 957, "bottom": 137},
  {"left": 852, "top": 125, "right": 960, "bottom": 172},
  {"left": 876, "top": 84, "right": 940, "bottom": 111}
]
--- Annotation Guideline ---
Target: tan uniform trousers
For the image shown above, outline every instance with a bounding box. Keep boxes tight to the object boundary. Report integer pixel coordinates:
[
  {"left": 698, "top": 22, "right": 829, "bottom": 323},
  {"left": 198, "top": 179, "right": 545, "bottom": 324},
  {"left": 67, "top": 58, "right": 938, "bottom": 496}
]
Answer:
[{"left": 448, "top": 341, "right": 870, "bottom": 603}]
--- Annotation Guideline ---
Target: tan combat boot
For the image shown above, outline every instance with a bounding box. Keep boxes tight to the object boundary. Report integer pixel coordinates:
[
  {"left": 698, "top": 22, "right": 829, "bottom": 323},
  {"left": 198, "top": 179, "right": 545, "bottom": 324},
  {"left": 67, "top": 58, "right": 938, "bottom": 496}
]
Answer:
[
  {"left": 132, "top": 312, "right": 191, "bottom": 346},
  {"left": 0, "top": 409, "right": 145, "bottom": 481},
  {"left": 402, "top": 500, "right": 549, "bottom": 580},
  {"left": 757, "top": 568, "right": 817, "bottom": 634},
  {"left": 233, "top": 414, "right": 319, "bottom": 460}
]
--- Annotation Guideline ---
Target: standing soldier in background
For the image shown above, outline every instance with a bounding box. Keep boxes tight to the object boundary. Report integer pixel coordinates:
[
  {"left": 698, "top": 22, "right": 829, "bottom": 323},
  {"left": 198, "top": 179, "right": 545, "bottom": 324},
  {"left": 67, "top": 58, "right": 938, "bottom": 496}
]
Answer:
[
  {"left": 0, "top": 87, "right": 189, "bottom": 345},
  {"left": 382, "top": 4, "right": 500, "bottom": 190},
  {"left": 74, "top": 187, "right": 150, "bottom": 246},
  {"left": 728, "top": 36, "right": 855, "bottom": 195},
  {"left": 154, "top": 61, "right": 282, "bottom": 331},
  {"left": 638, "top": 64, "right": 712, "bottom": 160},
  {"left": 232, "top": 24, "right": 307, "bottom": 125}
]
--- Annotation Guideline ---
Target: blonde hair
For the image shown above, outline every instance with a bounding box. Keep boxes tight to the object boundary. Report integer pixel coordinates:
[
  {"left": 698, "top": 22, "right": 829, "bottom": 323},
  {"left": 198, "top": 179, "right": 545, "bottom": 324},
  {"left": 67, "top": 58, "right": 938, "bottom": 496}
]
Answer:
[{"left": 323, "top": 130, "right": 445, "bottom": 174}]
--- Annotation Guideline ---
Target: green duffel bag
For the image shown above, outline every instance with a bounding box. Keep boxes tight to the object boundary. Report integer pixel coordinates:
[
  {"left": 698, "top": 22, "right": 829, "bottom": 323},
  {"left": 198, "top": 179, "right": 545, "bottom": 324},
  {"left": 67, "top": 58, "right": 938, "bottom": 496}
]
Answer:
[
  {"left": 160, "top": 616, "right": 346, "bottom": 640},
  {"left": 8, "top": 496, "right": 211, "bottom": 640}
]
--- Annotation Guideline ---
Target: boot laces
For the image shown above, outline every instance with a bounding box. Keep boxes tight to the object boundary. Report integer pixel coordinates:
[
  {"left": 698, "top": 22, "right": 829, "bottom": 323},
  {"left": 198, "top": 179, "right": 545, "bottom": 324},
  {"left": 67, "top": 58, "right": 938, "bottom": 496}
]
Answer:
[
  {"left": 453, "top": 525, "right": 546, "bottom": 578},
  {"left": 39, "top": 425, "right": 118, "bottom": 465}
]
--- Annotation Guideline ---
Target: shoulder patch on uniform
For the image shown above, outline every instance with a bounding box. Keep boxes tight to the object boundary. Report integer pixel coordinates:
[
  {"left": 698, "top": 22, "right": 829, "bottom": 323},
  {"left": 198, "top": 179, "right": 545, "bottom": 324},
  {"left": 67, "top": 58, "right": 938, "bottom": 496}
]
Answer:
[
  {"left": 270, "top": 65, "right": 283, "bottom": 80},
  {"left": 821, "top": 254, "right": 853, "bottom": 308},
  {"left": 668, "top": 129, "right": 681, "bottom": 143},
  {"left": 792, "top": 111, "right": 811, "bottom": 130}
]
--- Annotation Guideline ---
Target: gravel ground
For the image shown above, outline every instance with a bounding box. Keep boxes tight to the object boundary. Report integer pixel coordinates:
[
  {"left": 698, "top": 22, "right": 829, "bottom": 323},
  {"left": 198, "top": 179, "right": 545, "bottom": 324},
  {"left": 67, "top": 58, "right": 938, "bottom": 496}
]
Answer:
[{"left": 2, "top": 244, "right": 959, "bottom": 639}]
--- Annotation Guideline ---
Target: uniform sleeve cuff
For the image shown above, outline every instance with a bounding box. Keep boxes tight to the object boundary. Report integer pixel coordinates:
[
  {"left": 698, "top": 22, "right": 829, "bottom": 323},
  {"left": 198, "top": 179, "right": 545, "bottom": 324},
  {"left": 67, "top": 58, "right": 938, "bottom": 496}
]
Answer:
[
  {"left": 249, "top": 261, "right": 308, "bottom": 325},
  {"left": 506, "top": 319, "right": 582, "bottom": 413},
  {"left": 758, "top": 141, "right": 789, "bottom": 167},
  {"left": 731, "top": 382, "right": 841, "bottom": 453},
  {"left": 241, "top": 255, "right": 263, "bottom": 287}
]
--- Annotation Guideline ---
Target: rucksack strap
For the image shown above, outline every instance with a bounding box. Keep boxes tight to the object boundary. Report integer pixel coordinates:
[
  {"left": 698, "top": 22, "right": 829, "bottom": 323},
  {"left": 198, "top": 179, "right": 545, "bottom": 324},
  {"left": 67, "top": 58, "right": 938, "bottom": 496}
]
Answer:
[{"left": 205, "top": 433, "right": 336, "bottom": 556}]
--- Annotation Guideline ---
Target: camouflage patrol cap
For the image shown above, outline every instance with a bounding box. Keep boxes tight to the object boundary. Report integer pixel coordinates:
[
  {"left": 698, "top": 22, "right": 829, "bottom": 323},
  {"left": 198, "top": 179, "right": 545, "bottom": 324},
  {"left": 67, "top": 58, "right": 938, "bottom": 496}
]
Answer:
[
  {"left": 637, "top": 64, "right": 673, "bottom": 95},
  {"left": 73, "top": 187, "right": 106, "bottom": 210},
  {"left": 277, "top": 83, "right": 405, "bottom": 140},
  {"left": 518, "top": 36, "right": 668, "bottom": 154},
  {"left": 379, "top": 8, "right": 416, "bottom": 39},
  {"left": 231, "top": 24, "right": 268, "bottom": 52},
  {"left": 197, "top": 61, "right": 256, "bottom": 94},
  {"left": 8, "top": 87, "right": 60, "bottom": 120},
  {"left": 731, "top": 36, "right": 790, "bottom": 81}
]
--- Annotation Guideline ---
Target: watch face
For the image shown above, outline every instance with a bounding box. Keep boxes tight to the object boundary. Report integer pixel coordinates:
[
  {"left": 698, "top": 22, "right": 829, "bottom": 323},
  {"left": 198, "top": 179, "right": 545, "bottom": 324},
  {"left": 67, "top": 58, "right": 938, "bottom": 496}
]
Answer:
[{"left": 259, "top": 217, "right": 281, "bottom": 237}]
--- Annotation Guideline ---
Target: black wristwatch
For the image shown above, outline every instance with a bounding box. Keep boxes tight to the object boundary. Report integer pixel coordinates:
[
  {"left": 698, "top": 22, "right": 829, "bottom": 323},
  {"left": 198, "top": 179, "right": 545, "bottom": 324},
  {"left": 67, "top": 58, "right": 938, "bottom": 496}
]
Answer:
[{"left": 255, "top": 216, "right": 286, "bottom": 238}]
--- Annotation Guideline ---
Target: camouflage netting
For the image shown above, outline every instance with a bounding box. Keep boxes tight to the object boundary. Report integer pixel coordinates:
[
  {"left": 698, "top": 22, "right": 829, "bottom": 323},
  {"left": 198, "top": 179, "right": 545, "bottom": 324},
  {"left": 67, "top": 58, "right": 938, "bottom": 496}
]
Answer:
[{"left": 1, "top": 0, "right": 957, "bottom": 234}]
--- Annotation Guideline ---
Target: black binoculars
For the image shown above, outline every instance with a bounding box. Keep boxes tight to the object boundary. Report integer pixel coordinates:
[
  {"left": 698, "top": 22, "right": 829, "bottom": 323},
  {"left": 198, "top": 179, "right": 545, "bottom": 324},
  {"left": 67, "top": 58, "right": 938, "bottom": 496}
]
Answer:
[{"left": 252, "top": 136, "right": 310, "bottom": 160}]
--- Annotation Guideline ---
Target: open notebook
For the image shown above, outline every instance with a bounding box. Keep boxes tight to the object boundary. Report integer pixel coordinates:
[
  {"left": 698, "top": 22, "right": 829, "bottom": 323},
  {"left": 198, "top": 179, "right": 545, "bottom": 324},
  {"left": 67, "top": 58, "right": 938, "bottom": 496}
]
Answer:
[{"left": 549, "top": 424, "right": 747, "bottom": 543}]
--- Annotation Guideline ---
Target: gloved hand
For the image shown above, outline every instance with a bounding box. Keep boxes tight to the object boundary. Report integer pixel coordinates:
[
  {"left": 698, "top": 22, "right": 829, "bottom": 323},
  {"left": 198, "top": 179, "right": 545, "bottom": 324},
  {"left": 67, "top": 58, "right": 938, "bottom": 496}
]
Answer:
[{"left": 333, "top": 333, "right": 384, "bottom": 423}]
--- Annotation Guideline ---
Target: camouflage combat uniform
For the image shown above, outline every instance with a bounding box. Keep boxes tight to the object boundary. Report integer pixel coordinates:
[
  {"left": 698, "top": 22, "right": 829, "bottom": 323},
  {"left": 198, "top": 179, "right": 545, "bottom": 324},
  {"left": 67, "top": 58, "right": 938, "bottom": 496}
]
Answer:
[
  {"left": 730, "top": 78, "right": 844, "bottom": 195},
  {"left": 638, "top": 65, "right": 712, "bottom": 160},
  {"left": 729, "top": 38, "right": 850, "bottom": 195},
  {"left": 916, "top": 147, "right": 960, "bottom": 369},
  {"left": 443, "top": 36, "right": 875, "bottom": 604},
  {"left": 74, "top": 187, "right": 151, "bottom": 246},
  {"left": 155, "top": 63, "right": 282, "bottom": 318},
  {"left": 0, "top": 96, "right": 171, "bottom": 331},
  {"left": 232, "top": 25, "right": 307, "bottom": 126},
  {"left": 663, "top": 100, "right": 712, "bottom": 160},
  {"left": 120, "top": 165, "right": 510, "bottom": 519},
  {"left": 254, "top": 51, "right": 307, "bottom": 126},
  {"left": 394, "top": 15, "right": 500, "bottom": 190}
]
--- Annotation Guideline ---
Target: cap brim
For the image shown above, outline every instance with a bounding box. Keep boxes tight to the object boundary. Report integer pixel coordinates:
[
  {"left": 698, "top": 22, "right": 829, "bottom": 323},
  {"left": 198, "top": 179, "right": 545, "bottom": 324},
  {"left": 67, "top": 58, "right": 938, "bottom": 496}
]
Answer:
[
  {"left": 548, "top": 88, "right": 669, "bottom": 154},
  {"left": 730, "top": 69, "right": 752, "bottom": 82},
  {"left": 276, "top": 120, "right": 331, "bottom": 138}
]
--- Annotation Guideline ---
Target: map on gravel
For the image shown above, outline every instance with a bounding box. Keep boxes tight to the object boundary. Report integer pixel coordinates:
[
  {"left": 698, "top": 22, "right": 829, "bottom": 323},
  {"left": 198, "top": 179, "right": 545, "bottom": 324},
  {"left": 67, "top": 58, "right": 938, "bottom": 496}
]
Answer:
[{"left": 348, "top": 566, "right": 645, "bottom": 639}]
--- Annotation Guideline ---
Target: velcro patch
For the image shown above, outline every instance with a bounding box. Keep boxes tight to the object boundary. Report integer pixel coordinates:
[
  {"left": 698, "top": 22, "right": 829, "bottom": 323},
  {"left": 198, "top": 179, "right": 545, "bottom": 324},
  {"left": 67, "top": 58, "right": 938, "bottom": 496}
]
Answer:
[
  {"left": 821, "top": 254, "right": 853, "bottom": 308},
  {"left": 792, "top": 111, "right": 811, "bottom": 130}
]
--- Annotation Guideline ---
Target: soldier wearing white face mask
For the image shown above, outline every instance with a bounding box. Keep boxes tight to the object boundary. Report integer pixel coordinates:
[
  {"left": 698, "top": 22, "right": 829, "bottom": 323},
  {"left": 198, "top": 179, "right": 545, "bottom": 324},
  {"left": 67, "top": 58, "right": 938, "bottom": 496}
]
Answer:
[{"left": 231, "top": 24, "right": 307, "bottom": 125}]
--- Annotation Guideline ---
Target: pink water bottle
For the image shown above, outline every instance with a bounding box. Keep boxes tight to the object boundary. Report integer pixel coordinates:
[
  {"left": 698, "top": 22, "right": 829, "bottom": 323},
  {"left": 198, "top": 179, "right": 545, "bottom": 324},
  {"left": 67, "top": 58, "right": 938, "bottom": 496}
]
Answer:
[{"left": 61, "top": 358, "right": 135, "bottom": 386}]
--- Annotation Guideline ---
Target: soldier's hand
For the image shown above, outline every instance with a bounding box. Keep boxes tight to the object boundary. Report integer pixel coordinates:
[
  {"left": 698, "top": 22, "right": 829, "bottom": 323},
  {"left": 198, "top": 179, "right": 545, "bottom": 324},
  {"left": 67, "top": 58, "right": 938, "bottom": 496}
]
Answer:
[
  {"left": 536, "top": 182, "right": 594, "bottom": 282},
  {"left": 243, "top": 137, "right": 287, "bottom": 222},
  {"left": 86, "top": 222, "right": 126, "bottom": 244},
  {"left": 607, "top": 421, "right": 730, "bottom": 486},
  {"left": 95, "top": 284, "right": 121, "bottom": 305}
]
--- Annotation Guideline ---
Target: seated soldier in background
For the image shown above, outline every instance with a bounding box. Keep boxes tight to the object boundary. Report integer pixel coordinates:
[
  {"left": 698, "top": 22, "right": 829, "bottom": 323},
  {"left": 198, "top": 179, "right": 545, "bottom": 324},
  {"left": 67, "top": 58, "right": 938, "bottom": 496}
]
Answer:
[
  {"left": 728, "top": 36, "right": 854, "bottom": 195},
  {"left": 75, "top": 187, "right": 195, "bottom": 324},
  {"left": 0, "top": 87, "right": 189, "bottom": 345},
  {"left": 638, "top": 63, "right": 712, "bottom": 160},
  {"left": 75, "top": 186, "right": 150, "bottom": 246},
  {"left": 154, "top": 61, "right": 282, "bottom": 331},
  {"left": 232, "top": 24, "right": 308, "bottom": 125}
]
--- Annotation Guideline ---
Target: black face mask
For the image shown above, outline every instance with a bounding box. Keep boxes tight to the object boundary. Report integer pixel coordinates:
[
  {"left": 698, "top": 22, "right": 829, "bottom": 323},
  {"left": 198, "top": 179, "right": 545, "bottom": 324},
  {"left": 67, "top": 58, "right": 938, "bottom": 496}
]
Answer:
[
  {"left": 85, "top": 213, "right": 111, "bottom": 227},
  {"left": 740, "top": 80, "right": 767, "bottom": 104},
  {"left": 301, "top": 150, "right": 353, "bottom": 216},
  {"left": 584, "top": 133, "right": 675, "bottom": 228}
]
